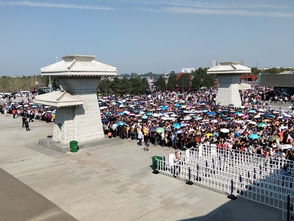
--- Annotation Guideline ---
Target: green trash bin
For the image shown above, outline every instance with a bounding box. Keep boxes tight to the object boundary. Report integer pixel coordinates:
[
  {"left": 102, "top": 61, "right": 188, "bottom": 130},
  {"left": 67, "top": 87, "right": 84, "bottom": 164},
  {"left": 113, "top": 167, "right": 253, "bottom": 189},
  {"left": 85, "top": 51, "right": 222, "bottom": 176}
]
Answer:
[
  {"left": 70, "top": 140, "right": 79, "bottom": 152},
  {"left": 151, "top": 156, "right": 163, "bottom": 171}
]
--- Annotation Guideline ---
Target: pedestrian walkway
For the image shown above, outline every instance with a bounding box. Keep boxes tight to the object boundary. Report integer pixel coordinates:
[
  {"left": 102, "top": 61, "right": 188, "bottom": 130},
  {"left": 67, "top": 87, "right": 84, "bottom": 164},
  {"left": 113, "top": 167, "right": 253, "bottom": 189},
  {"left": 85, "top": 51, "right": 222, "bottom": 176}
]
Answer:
[
  {"left": 0, "top": 115, "right": 282, "bottom": 221},
  {"left": 0, "top": 168, "right": 77, "bottom": 221}
]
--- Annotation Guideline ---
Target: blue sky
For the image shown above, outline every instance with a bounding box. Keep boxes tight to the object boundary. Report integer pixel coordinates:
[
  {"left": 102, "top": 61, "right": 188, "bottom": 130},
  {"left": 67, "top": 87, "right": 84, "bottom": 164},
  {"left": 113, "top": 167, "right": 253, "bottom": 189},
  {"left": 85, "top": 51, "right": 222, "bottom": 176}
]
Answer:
[{"left": 0, "top": 0, "right": 293, "bottom": 75}]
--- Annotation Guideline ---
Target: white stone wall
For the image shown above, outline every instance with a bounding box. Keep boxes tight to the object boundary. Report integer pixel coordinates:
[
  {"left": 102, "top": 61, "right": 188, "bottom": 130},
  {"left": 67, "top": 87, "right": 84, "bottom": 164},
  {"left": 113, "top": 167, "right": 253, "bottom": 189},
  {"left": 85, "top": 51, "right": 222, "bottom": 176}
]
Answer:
[
  {"left": 216, "top": 75, "right": 242, "bottom": 107},
  {"left": 52, "top": 78, "right": 104, "bottom": 144}
]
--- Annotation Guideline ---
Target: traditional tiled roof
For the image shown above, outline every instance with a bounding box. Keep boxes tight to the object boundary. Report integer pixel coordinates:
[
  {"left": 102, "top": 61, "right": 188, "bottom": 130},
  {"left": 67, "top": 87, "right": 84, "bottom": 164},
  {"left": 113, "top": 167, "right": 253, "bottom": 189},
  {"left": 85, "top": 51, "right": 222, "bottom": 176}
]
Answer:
[
  {"left": 34, "top": 91, "right": 83, "bottom": 107},
  {"left": 41, "top": 55, "right": 117, "bottom": 76},
  {"left": 208, "top": 62, "right": 251, "bottom": 74}
]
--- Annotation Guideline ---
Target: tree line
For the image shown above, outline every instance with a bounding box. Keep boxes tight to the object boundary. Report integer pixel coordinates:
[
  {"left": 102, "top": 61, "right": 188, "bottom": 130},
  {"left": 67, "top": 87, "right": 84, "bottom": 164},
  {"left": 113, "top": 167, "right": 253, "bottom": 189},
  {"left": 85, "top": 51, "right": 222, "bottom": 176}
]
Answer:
[
  {"left": 155, "top": 68, "right": 215, "bottom": 92},
  {"left": 0, "top": 75, "right": 48, "bottom": 92},
  {"left": 97, "top": 76, "right": 149, "bottom": 95}
]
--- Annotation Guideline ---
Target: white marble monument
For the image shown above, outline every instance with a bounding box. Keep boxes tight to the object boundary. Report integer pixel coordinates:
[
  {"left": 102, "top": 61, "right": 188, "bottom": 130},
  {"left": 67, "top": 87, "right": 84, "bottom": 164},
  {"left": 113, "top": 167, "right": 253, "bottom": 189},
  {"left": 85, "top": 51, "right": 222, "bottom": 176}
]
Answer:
[
  {"left": 207, "top": 62, "right": 251, "bottom": 107},
  {"left": 35, "top": 55, "right": 117, "bottom": 144}
]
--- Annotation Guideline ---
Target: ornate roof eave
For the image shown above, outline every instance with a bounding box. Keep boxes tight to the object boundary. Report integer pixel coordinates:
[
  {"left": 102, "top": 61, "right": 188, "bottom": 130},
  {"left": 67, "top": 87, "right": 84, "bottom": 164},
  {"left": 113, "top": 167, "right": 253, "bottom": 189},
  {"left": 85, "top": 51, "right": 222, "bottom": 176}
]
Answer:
[
  {"left": 34, "top": 91, "right": 84, "bottom": 108},
  {"left": 41, "top": 71, "right": 117, "bottom": 77}
]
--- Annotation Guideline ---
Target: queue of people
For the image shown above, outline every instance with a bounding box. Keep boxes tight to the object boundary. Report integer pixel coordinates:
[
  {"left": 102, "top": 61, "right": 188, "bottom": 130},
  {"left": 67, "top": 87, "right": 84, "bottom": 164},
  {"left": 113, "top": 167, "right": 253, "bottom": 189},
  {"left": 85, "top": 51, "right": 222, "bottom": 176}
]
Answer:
[{"left": 100, "top": 86, "right": 294, "bottom": 160}]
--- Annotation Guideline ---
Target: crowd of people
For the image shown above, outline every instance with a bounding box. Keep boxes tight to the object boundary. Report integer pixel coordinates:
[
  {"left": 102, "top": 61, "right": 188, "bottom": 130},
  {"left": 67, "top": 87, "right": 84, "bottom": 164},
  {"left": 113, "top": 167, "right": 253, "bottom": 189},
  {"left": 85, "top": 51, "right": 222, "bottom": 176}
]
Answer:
[
  {"left": 1, "top": 84, "right": 294, "bottom": 160},
  {"left": 0, "top": 94, "right": 56, "bottom": 131},
  {"left": 100, "top": 85, "right": 294, "bottom": 160}
]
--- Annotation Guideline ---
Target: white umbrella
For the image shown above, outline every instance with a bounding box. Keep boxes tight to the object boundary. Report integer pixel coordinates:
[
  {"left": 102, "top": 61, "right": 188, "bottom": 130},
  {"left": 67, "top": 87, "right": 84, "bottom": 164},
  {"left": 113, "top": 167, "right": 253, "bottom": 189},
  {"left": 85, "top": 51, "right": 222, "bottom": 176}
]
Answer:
[
  {"left": 220, "top": 128, "right": 230, "bottom": 133},
  {"left": 184, "top": 116, "right": 192, "bottom": 120},
  {"left": 279, "top": 144, "right": 292, "bottom": 150}
]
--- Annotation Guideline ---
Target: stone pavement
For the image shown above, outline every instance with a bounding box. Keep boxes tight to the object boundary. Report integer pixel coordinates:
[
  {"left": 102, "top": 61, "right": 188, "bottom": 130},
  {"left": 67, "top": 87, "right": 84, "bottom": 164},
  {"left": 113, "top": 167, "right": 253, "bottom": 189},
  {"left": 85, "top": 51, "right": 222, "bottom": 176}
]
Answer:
[
  {"left": 0, "top": 168, "right": 77, "bottom": 221},
  {"left": 0, "top": 115, "right": 282, "bottom": 221}
]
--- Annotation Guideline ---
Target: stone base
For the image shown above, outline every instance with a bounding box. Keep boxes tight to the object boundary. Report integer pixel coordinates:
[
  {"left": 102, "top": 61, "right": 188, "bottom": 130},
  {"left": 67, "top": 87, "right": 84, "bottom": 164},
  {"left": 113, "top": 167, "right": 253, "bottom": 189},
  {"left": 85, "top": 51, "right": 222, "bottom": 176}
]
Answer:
[{"left": 39, "top": 136, "right": 107, "bottom": 153}]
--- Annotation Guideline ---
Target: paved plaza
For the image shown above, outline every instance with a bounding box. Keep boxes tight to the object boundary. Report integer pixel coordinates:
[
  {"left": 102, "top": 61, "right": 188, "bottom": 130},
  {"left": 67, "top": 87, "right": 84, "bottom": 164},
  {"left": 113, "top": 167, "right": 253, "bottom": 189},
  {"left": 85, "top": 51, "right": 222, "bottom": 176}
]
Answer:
[{"left": 0, "top": 115, "right": 282, "bottom": 221}]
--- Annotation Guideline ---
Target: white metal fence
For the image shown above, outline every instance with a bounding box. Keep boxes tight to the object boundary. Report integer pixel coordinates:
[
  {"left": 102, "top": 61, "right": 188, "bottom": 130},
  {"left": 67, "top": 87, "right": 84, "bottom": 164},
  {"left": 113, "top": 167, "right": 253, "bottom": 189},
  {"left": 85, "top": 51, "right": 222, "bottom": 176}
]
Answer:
[{"left": 155, "top": 145, "right": 294, "bottom": 220}]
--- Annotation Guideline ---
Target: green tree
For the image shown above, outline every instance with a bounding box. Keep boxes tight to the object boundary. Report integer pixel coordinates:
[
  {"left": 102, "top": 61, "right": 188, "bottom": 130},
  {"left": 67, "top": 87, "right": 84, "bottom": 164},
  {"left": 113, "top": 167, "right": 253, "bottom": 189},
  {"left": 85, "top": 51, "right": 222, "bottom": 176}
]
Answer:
[
  {"left": 140, "top": 78, "right": 149, "bottom": 92},
  {"left": 155, "top": 76, "right": 166, "bottom": 91},
  {"left": 177, "top": 73, "right": 190, "bottom": 92},
  {"left": 202, "top": 74, "right": 215, "bottom": 88},
  {"left": 166, "top": 72, "right": 177, "bottom": 91},
  {"left": 191, "top": 75, "right": 201, "bottom": 91}
]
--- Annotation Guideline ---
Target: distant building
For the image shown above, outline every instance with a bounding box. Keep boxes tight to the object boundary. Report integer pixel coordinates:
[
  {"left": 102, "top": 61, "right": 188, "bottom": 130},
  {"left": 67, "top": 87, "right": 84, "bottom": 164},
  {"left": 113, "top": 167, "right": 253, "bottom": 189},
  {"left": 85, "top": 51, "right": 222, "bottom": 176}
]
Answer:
[
  {"left": 181, "top": 68, "right": 197, "bottom": 73},
  {"left": 261, "top": 71, "right": 294, "bottom": 96}
]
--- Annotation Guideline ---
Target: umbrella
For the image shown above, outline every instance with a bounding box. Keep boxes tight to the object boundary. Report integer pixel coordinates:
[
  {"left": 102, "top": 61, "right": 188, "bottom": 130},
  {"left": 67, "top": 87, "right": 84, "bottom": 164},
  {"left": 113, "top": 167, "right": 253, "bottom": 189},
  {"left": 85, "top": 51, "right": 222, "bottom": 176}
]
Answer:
[
  {"left": 283, "top": 114, "right": 292, "bottom": 118},
  {"left": 161, "top": 105, "right": 168, "bottom": 110},
  {"left": 248, "top": 110, "right": 256, "bottom": 114},
  {"left": 146, "top": 112, "right": 152, "bottom": 116},
  {"left": 219, "top": 121, "right": 227, "bottom": 125},
  {"left": 257, "top": 123, "right": 267, "bottom": 128},
  {"left": 175, "top": 130, "right": 183, "bottom": 134},
  {"left": 162, "top": 117, "right": 176, "bottom": 121},
  {"left": 141, "top": 115, "right": 148, "bottom": 119},
  {"left": 117, "top": 121, "right": 125, "bottom": 126},
  {"left": 248, "top": 121, "right": 257, "bottom": 125},
  {"left": 175, "top": 104, "right": 181, "bottom": 107},
  {"left": 207, "top": 111, "right": 216, "bottom": 116},
  {"left": 249, "top": 134, "right": 260, "bottom": 139},
  {"left": 170, "top": 113, "right": 177, "bottom": 117},
  {"left": 220, "top": 128, "right": 230, "bottom": 133},
  {"left": 234, "top": 112, "right": 242, "bottom": 116},
  {"left": 279, "top": 144, "right": 292, "bottom": 150},
  {"left": 165, "top": 128, "right": 172, "bottom": 132},
  {"left": 194, "top": 116, "right": 202, "bottom": 120},
  {"left": 184, "top": 116, "right": 192, "bottom": 121},
  {"left": 173, "top": 123, "right": 181, "bottom": 129},
  {"left": 102, "top": 118, "right": 109, "bottom": 123},
  {"left": 242, "top": 114, "right": 249, "bottom": 119},
  {"left": 156, "top": 127, "right": 164, "bottom": 133},
  {"left": 181, "top": 123, "right": 189, "bottom": 127},
  {"left": 153, "top": 113, "right": 161, "bottom": 117},
  {"left": 149, "top": 127, "right": 156, "bottom": 132}
]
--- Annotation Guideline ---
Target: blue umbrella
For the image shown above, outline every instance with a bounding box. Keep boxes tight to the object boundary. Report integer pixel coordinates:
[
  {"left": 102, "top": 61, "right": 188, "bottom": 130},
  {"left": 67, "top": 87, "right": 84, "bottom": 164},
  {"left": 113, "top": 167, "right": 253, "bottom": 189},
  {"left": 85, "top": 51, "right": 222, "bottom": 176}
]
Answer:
[
  {"left": 234, "top": 112, "right": 242, "bottom": 116},
  {"left": 257, "top": 123, "right": 266, "bottom": 127},
  {"left": 248, "top": 110, "right": 256, "bottom": 114},
  {"left": 117, "top": 121, "right": 125, "bottom": 126},
  {"left": 102, "top": 118, "right": 109, "bottom": 123},
  {"left": 175, "top": 104, "right": 181, "bottom": 107},
  {"left": 141, "top": 115, "right": 148, "bottom": 119},
  {"left": 161, "top": 105, "right": 168, "bottom": 110},
  {"left": 173, "top": 123, "right": 181, "bottom": 129},
  {"left": 249, "top": 134, "right": 260, "bottom": 139},
  {"left": 207, "top": 111, "right": 216, "bottom": 115},
  {"left": 146, "top": 112, "right": 152, "bottom": 116}
]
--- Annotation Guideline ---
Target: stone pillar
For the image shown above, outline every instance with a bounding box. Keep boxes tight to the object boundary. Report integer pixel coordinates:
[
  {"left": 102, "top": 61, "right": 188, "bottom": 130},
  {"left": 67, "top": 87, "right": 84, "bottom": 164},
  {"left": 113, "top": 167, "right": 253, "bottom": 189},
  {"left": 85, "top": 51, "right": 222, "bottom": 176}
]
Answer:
[
  {"left": 216, "top": 75, "right": 242, "bottom": 107},
  {"left": 53, "top": 78, "right": 104, "bottom": 144}
]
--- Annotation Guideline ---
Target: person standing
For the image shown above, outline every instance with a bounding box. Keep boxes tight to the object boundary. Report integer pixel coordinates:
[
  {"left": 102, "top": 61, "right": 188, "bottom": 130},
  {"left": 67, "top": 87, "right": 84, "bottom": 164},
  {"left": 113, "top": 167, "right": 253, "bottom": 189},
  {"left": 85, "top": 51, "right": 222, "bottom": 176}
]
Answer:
[
  {"left": 24, "top": 119, "right": 30, "bottom": 131},
  {"left": 22, "top": 116, "right": 27, "bottom": 128}
]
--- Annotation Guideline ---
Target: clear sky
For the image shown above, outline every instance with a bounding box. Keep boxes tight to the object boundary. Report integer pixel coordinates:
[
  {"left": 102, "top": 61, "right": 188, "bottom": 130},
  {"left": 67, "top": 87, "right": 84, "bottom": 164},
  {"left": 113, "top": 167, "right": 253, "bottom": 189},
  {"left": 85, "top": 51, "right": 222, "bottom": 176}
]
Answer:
[{"left": 0, "top": 0, "right": 293, "bottom": 75}]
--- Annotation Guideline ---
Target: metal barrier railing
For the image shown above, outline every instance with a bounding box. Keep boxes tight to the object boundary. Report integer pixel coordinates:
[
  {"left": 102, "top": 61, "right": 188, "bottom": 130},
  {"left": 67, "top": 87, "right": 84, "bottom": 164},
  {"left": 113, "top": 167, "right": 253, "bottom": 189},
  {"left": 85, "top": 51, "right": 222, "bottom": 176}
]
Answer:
[{"left": 155, "top": 146, "right": 294, "bottom": 220}]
